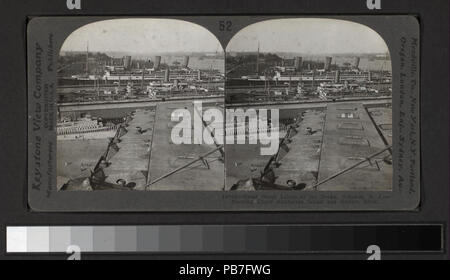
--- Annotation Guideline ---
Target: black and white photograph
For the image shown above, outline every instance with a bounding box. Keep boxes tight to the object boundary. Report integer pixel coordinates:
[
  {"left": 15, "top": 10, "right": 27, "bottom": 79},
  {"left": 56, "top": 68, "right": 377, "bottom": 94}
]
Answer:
[
  {"left": 225, "top": 18, "right": 393, "bottom": 191},
  {"left": 56, "top": 18, "right": 225, "bottom": 191},
  {"left": 27, "top": 15, "right": 420, "bottom": 211},
  {"left": 4, "top": 0, "right": 445, "bottom": 261}
]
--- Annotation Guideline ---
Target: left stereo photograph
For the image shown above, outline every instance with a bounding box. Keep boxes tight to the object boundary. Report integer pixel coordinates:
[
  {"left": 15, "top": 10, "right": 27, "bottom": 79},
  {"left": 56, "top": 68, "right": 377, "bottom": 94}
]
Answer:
[{"left": 54, "top": 18, "right": 225, "bottom": 192}]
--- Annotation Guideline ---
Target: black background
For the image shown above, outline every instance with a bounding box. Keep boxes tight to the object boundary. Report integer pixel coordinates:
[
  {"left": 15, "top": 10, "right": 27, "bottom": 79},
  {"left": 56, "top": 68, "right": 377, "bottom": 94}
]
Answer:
[{"left": 0, "top": 0, "right": 448, "bottom": 260}]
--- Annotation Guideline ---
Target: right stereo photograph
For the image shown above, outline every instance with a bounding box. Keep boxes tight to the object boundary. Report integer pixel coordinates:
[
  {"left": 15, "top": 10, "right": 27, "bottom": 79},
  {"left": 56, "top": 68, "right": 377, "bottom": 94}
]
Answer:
[{"left": 225, "top": 18, "right": 393, "bottom": 192}]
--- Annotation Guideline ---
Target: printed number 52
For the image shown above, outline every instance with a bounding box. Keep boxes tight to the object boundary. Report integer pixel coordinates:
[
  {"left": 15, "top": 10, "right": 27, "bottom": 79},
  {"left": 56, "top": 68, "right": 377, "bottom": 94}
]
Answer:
[
  {"left": 67, "top": 245, "right": 81, "bottom": 260},
  {"left": 366, "top": 245, "right": 381, "bottom": 260},
  {"left": 219, "top": 21, "right": 232, "bottom": 32},
  {"left": 66, "top": 0, "right": 81, "bottom": 10}
]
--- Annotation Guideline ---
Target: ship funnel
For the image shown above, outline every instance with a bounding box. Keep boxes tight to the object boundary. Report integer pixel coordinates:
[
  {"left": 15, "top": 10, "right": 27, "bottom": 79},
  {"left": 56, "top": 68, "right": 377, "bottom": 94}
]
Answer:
[
  {"left": 353, "top": 57, "right": 360, "bottom": 69},
  {"left": 294, "top": 57, "right": 303, "bottom": 72},
  {"left": 123, "top": 56, "right": 132, "bottom": 70},
  {"left": 164, "top": 68, "right": 170, "bottom": 82},
  {"left": 334, "top": 70, "right": 341, "bottom": 83},
  {"left": 324, "top": 56, "right": 332, "bottom": 71},
  {"left": 182, "top": 56, "right": 190, "bottom": 68}
]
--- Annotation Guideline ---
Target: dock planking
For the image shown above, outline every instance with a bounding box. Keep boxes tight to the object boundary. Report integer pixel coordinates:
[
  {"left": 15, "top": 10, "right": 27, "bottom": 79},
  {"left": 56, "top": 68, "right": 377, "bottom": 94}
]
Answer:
[
  {"left": 275, "top": 110, "right": 325, "bottom": 189},
  {"left": 147, "top": 102, "right": 225, "bottom": 190},
  {"left": 317, "top": 103, "right": 392, "bottom": 191},
  {"left": 102, "top": 108, "right": 156, "bottom": 190}
]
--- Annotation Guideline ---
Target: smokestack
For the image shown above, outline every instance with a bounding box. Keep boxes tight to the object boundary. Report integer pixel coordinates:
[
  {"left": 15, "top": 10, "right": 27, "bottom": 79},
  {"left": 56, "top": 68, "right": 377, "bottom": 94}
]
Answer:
[
  {"left": 324, "top": 56, "right": 332, "bottom": 71},
  {"left": 123, "top": 56, "right": 132, "bottom": 70},
  {"left": 294, "top": 57, "right": 303, "bottom": 72},
  {"left": 353, "top": 57, "right": 360, "bottom": 69},
  {"left": 154, "top": 56, "right": 161, "bottom": 70},
  {"left": 256, "top": 42, "right": 260, "bottom": 74},
  {"left": 164, "top": 68, "right": 170, "bottom": 82},
  {"left": 334, "top": 70, "right": 340, "bottom": 83},
  {"left": 197, "top": 70, "right": 201, "bottom": 80},
  {"left": 182, "top": 56, "right": 190, "bottom": 68}
]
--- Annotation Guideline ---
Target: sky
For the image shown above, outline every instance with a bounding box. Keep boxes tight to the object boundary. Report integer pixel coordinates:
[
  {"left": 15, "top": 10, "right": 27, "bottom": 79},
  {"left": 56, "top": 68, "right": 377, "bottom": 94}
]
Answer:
[
  {"left": 226, "top": 18, "right": 389, "bottom": 55},
  {"left": 60, "top": 18, "right": 222, "bottom": 54}
]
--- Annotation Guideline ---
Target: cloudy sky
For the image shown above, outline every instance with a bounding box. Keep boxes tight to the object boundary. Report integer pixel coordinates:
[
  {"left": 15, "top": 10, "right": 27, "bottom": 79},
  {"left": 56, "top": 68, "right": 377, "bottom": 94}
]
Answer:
[
  {"left": 60, "top": 18, "right": 222, "bottom": 54},
  {"left": 226, "top": 18, "right": 389, "bottom": 54}
]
